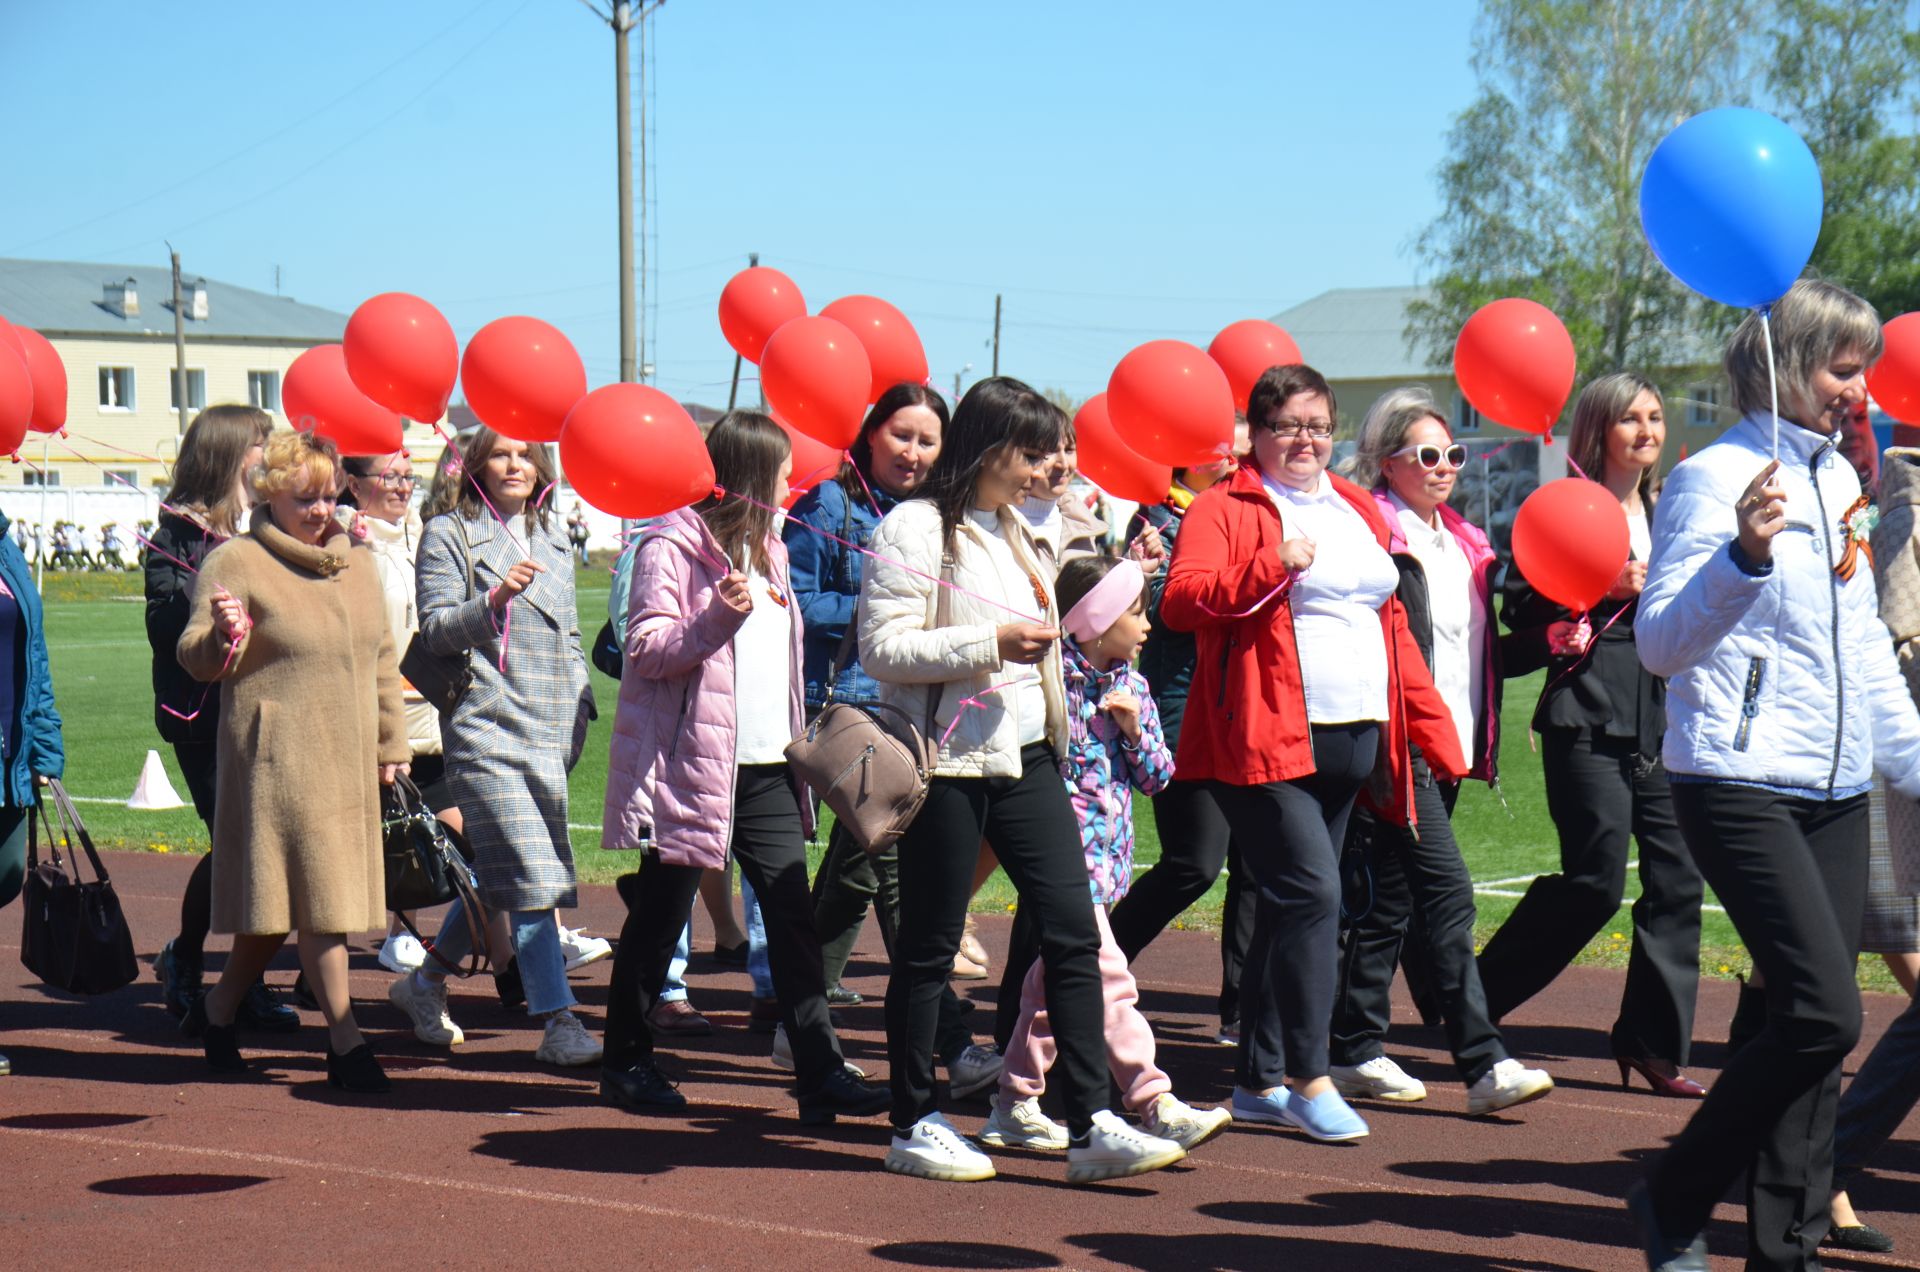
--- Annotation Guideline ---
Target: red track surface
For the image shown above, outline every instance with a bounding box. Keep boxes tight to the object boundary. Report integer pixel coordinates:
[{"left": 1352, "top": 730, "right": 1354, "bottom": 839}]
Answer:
[{"left": 5, "top": 851, "right": 1919, "bottom": 1270}]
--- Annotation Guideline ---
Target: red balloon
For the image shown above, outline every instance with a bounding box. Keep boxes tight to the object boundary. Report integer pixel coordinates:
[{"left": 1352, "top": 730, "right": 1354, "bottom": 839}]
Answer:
[
  {"left": 560, "top": 383, "right": 714, "bottom": 518},
  {"left": 1512, "top": 477, "right": 1631, "bottom": 612},
  {"left": 0, "top": 316, "right": 27, "bottom": 364},
  {"left": 1208, "top": 320, "right": 1304, "bottom": 414},
  {"left": 761, "top": 316, "right": 873, "bottom": 450},
  {"left": 718, "top": 267, "right": 807, "bottom": 365},
  {"left": 343, "top": 292, "right": 459, "bottom": 422},
  {"left": 770, "top": 415, "right": 845, "bottom": 509},
  {"left": 1107, "top": 340, "right": 1236, "bottom": 467},
  {"left": 1074, "top": 393, "right": 1172, "bottom": 504},
  {"left": 819, "top": 295, "right": 929, "bottom": 402},
  {"left": 460, "top": 317, "right": 588, "bottom": 443},
  {"left": 284, "top": 344, "right": 405, "bottom": 456},
  {"left": 1454, "top": 299, "right": 1577, "bottom": 435},
  {"left": 1868, "top": 313, "right": 1920, "bottom": 427},
  {"left": 0, "top": 344, "right": 31, "bottom": 456},
  {"left": 15, "top": 327, "right": 65, "bottom": 433}
]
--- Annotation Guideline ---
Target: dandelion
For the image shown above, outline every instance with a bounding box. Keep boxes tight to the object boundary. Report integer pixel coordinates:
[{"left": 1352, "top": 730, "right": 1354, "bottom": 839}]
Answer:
[
  {"left": 1718, "top": 965, "right": 1731, "bottom": 974},
  {"left": 1610, "top": 932, "right": 1625, "bottom": 941}
]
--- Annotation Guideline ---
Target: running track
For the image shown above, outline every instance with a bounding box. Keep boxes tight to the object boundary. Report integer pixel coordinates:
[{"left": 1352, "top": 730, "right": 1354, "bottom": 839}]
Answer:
[{"left": 4, "top": 852, "right": 1917, "bottom": 1270}]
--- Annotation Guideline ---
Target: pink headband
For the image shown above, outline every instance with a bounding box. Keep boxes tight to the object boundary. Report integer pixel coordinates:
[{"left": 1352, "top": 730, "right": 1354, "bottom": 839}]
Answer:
[{"left": 1064, "top": 560, "right": 1145, "bottom": 644}]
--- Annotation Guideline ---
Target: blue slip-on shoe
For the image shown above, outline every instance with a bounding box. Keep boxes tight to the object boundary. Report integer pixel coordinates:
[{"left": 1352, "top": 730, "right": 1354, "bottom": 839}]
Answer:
[
  {"left": 1279, "top": 1088, "right": 1369, "bottom": 1142},
  {"left": 1230, "top": 1085, "right": 1295, "bottom": 1126}
]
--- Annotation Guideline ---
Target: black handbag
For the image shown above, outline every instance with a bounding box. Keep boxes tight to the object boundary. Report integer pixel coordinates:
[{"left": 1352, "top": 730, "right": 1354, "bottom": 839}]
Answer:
[
  {"left": 20, "top": 780, "right": 138, "bottom": 995},
  {"left": 400, "top": 516, "right": 474, "bottom": 714},
  {"left": 591, "top": 619, "right": 623, "bottom": 680},
  {"left": 380, "top": 774, "right": 488, "bottom": 976}
]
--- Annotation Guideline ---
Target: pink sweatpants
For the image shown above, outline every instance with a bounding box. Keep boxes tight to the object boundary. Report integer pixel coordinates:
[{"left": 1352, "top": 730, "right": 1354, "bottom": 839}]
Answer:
[{"left": 1001, "top": 903, "right": 1171, "bottom": 1113}]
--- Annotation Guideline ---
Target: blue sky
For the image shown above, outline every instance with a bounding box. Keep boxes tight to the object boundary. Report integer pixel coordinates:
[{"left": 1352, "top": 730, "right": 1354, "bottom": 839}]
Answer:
[{"left": 0, "top": 1, "right": 1479, "bottom": 406}]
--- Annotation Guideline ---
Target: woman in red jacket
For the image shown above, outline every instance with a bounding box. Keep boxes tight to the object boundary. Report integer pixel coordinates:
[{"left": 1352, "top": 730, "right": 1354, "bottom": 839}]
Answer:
[{"left": 1162, "top": 364, "right": 1466, "bottom": 1143}]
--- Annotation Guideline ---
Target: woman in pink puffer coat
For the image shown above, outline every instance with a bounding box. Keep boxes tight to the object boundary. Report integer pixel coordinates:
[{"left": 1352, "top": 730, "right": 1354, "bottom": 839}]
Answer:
[{"left": 597, "top": 412, "right": 890, "bottom": 1127}]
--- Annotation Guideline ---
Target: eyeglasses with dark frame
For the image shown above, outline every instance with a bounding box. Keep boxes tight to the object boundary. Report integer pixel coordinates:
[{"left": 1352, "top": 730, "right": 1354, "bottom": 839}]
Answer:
[
  {"left": 1262, "top": 418, "right": 1335, "bottom": 441},
  {"left": 1389, "top": 443, "right": 1468, "bottom": 471}
]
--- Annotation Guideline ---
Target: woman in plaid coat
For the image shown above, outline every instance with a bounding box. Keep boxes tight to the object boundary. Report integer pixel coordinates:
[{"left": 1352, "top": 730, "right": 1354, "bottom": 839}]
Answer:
[{"left": 395, "top": 427, "right": 601, "bottom": 1069}]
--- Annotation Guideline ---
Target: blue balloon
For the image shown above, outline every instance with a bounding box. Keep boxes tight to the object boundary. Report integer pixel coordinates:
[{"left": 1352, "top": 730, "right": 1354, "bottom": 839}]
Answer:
[{"left": 1639, "top": 107, "right": 1824, "bottom": 309}]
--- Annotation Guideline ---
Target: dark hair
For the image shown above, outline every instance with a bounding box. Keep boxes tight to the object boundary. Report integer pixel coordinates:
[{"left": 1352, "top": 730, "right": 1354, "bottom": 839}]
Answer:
[
  {"left": 1247, "top": 364, "right": 1338, "bottom": 434},
  {"left": 1568, "top": 372, "right": 1664, "bottom": 511},
  {"left": 439, "top": 426, "right": 560, "bottom": 533},
  {"left": 1055, "top": 554, "right": 1126, "bottom": 621},
  {"left": 914, "top": 377, "right": 1065, "bottom": 552},
  {"left": 166, "top": 404, "right": 273, "bottom": 536},
  {"left": 693, "top": 412, "right": 791, "bottom": 574},
  {"left": 845, "top": 382, "right": 950, "bottom": 497}
]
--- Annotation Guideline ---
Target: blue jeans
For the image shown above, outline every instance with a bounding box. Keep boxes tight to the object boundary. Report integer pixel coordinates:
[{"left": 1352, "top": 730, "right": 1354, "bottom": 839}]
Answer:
[
  {"left": 743, "top": 876, "right": 774, "bottom": 998},
  {"left": 660, "top": 922, "right": 692, "bottom": 1004},
  {"left": 1835, "top": 989, "right": 1920, "bottom": 1187},
  {"left": 427, "top": 900, "right": 575, "bottom": 1016}
]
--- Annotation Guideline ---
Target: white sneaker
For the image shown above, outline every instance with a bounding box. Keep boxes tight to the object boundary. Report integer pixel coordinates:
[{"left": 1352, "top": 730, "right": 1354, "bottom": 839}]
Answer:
[
  {"left": 1467, "top": 1058, "right": 1554, "bottom": 1116},
  {"left": 1142, "top": 1093, "right": 1234, "bottom": 1150},
  {"left": 884, "top": 1113, "right": 997, "bottom": 1182},
  {"left": 944, "top": 1043, "right": 1003, "bottom": 1100},
  {"left": 1330, "top": 1055, "right": 1428, "bottom": 1103},
  {"left": 535, "top": 1010, "right": 605, "bottom": 1067},
  {"left": 1066, "top": 1109, "right": 1187, "bottom": 1184},
  {"left": 378, "top": 932, "right": 427, "bottom": 974},
  {"left": 978, "top": 1096, "right": 1070, "bottom": 1151},
  {"left": 558, "top": 927, "right": 612, "bottom": 972},
  {"left": 388, "top": 973, "right": 462, "bottom": 1047},
  {"left": 770, "top": 1023, "right": 868, "bottom": 1079}
]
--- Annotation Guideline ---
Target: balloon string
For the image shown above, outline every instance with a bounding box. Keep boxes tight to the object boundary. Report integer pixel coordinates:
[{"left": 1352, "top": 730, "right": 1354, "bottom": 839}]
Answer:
[
  {"left": 1195, "top": 573, "right": 1297, "bottom": 619},
  {"left": 1762, "top": 305, "right": 1780, "bottom": 463},
  {"left": 938, "top": 681, "right": 1021, "bottom": 750},
  {"left": 844, "top": 455, "right": 885, "bottom": 519},
  {"left": 1539, "top": 602, "right": 1634, "bottom": 698}
]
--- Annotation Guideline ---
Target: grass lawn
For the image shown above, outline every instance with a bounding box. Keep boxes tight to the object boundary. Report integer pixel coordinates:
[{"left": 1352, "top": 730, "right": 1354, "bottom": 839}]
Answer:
[{"left": 41, "top": 566, "right": 1902, "bottom": 992}]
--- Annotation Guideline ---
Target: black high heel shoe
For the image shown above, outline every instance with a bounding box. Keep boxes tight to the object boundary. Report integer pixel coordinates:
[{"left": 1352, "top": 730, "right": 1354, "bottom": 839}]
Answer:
[
  {"left": 182, "top": 992, "right": 248, "bottom": 1074},
  {"left": 326, "top": 1042, "right": 391, "bottom": 1094}
]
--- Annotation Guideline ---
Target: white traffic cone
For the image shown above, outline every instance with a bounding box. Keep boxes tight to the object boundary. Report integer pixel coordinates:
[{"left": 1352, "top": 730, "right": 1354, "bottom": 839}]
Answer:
[{"left": 126, "top": 748, "right": 186, "bottom": 810}]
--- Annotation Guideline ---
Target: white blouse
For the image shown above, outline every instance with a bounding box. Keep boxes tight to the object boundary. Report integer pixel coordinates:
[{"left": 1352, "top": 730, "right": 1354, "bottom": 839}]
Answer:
[
  {"left": 1391, "top": 494, "right": 1485, "bottom": 763},
  {"left": 1264, "top": 474, "right": 1399, "bottom": 724}
]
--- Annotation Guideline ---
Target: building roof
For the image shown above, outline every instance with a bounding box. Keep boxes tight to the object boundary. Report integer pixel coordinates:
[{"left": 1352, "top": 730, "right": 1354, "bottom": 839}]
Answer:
[
  {"left": 1270, "top": 286, "right": 1442, "bottom": 380},
  {"left": 0, "top": 257, "right": 346, "bottom": 343}
]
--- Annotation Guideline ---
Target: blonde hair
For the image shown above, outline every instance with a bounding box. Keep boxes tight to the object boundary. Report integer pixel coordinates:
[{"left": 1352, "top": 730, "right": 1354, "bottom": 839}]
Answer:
[
  {"left": 1725, "top": 278, "right": 1884, "bottom": 419},
  {"left": 249, "top": 430, "right": 340, "bottom": 500},
  {"left": 1344, "top": 386, "right": 1450, "bottom": 489}
]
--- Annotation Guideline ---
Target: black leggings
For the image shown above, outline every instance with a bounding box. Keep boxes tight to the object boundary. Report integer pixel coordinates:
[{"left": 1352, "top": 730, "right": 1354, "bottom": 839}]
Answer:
[
  {"left": 889, "top": 744, "right": 1106, "bottom": 1135},
  {"left": 604, "top": 765, "right": 847, "bottom": 1091},
  {"left": 1211, "top": 721, "right": 1378, "bottom": 1088},
  {"left": 173, "top": 741, "right": 217, "bottom": 960}
]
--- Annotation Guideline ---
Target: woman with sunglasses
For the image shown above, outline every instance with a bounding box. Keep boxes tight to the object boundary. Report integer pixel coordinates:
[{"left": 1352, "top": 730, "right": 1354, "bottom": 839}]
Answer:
[
  {"left": 1327, "top": 388, "right": 1553, "bottom": 1114},
  {"left": 1162, "top": 364, "right": 1468, "bottom": 1143},
  {"left": 1476, "top": 373, "right": 1708, "bottom": 1099}
]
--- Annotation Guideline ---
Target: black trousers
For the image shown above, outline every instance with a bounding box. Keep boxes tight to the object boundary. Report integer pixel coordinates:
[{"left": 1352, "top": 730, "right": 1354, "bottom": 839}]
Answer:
[
  {"left": 890, "top": 744, "right": 1106, "bottom": 1135},
  {"left": 1331, "top": 752, "right": 1504, "bottom": 1084},
  {"left": 1211, "top": 721, "right": 1379, "bottom": 1088},
  {"left": 1476, "top": 727, "right": 1704, "bottom": 1064},
  {"left": 173, "top": 740, "right": 217, "bottom": 959},
  {"left": 604, "top": 765, "right": 846, "bottom": 1091},
  {"left": 1107, "top": 778, "right": 1258, "bottom": 1024},
  {"left": 1648, "top": 784, "right": 1868, "bottom": 1271}
]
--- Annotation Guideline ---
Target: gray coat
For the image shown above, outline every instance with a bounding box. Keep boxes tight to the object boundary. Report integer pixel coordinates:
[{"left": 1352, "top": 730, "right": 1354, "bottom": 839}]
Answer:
[{"left": 416, "top": 509, "right": 591, "bottom": 911}]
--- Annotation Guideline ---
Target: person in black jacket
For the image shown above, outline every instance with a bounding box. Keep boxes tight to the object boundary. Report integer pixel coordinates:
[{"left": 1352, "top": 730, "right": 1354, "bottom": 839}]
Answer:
[
  {"left": 1476, "top": 373, "right": 1707, "bottom": 1098},
  {"left": 1106, "top": 417, "right": 1255, "bottom": 1042},
  {"left": 147, "top": 404, "right": 297, "bottom": 1031}
]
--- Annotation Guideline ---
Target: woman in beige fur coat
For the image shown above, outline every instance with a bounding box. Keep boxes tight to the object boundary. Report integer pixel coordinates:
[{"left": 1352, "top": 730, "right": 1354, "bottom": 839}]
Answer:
[{"left": 176, "top": 430, "right": 408, "bottom": 1093}]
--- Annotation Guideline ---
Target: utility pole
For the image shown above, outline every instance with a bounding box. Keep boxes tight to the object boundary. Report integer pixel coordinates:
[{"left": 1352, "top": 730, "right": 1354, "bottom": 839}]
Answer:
[
  {"left": 992, "top": 293, "right": 1002, "bottom": 377},
  {"left": 169, "top": 246, "right": 188, "bottom": 434},
  {"left": 613, "top": 0, "right": 636, "bottom": 383},
  {"left": 728, "top": 251, "right": 757, "bottom": 410}
]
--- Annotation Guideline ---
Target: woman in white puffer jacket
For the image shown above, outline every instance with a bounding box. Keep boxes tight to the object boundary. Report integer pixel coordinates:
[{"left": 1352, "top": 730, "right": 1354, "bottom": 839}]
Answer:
[{"left": 1629, "top": 279, "right": 1920, "bottom": 1272}]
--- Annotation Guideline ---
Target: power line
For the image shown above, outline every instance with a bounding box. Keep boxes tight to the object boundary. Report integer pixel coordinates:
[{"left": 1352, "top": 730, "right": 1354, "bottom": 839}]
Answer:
[{"left": 767, "top": 253, "right": 1289, "bottom": 305}]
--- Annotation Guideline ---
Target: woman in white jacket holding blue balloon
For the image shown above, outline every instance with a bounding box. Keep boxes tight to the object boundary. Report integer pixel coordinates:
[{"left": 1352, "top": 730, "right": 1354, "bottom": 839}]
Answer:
[{"left": 1629, "top": 279, "right": 1920, "bottom": 1271}]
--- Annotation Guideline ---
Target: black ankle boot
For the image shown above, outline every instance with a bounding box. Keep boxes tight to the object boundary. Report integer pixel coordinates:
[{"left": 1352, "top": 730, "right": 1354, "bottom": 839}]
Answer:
[
  {"left": 183, "top": 993, "right": 248, "bottom": 1074},
  {"left": 326, "top": 1043, "right": 391, "bottom": 1094}
]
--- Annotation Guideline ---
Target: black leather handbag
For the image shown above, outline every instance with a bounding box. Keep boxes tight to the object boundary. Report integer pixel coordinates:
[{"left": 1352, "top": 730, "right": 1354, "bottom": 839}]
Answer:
[
  {"left": 380, "top": 774, "right": 487, "bottom": 976},
  {"left": 20, "top": 780, "right": 138, "bottom": 995},
  {"left": 400, "top": 516, "right": 474, "bottom": 714}
]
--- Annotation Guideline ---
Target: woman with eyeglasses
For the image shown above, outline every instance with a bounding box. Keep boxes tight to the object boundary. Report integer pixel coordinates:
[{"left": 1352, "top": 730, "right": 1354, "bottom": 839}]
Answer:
[
  {"left": 1325, "top": 388, "right": 1553, "bottom": 1115},
  {"left": 1162, "top": 364, "right": 1468, "bottom": 1143},
  {"left": 1475, "top": 374, "right": 1708, "bottom": 1102}
]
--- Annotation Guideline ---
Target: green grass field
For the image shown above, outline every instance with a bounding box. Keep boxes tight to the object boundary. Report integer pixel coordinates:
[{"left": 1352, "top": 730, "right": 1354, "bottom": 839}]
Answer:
[{"left": 42, "top": 565, "right": 1900, "bottom": 992}]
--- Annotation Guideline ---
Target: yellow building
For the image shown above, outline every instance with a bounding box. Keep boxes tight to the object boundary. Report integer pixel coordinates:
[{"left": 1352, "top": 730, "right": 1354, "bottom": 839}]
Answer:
[{"left": 0, "top": 258, "right": 448, "bottom": 489}]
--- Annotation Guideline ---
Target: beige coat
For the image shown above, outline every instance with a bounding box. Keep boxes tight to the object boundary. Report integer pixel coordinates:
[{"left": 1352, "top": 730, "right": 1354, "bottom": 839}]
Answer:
[
  {"left": 1873, "top": 448, "right": 1920, "bottom": 894},
  {"left": 179, "top": 508, "right": 408, "bottom": 935}
]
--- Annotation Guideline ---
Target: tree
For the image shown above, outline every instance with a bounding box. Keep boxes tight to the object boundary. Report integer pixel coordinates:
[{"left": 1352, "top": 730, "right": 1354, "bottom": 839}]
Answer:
[
  {"left": 1768, "top": 0, "right": 1920, "bottom": 318},
  {"left": 1411, "top": 0, "right": 1756, "bottom": 382}
]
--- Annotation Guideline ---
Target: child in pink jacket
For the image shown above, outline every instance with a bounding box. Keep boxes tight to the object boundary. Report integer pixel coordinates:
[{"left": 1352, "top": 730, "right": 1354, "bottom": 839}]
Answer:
[{"left": 981, "top": 555, "right": 1233, "bottom": 1153}]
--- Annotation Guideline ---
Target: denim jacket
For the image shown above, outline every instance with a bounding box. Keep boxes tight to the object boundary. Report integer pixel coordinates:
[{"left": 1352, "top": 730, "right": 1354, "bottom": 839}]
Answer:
[
  {"left": 1060, "top": 639, "right": 1173, "bottom": 904},
  {"left": 785, "top": 478, "right": 901, "bottom": 708}
]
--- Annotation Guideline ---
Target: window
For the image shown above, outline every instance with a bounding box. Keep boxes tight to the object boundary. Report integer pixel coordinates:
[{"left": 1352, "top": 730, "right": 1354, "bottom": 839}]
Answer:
[
  {"left": 22, "top": 470, "right": 58, "bottom": 487},
  {"left": 98, "top": 366, "right": 135, "bottom": 410},
  {"left": 169, "top": 368, "right": 206, "bottom": 412},
  {"left": 104, "top": 468, "right": 137, "bottom": 489},
  {"left": 1453, "top": 391, "right": 1482, "bottom": 433},
  {"left": 248, "top": 370, "right": 281, "bottom": 413},
  {"left": 1690, "top": 383, "right": 1720, "bottom": 428}
]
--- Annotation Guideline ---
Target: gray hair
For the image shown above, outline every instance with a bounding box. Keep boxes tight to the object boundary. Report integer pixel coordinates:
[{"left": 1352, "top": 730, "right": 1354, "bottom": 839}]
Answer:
[
  {"left": 1725, "top": 278, "right": 1884, "bottom": 419},
  {"left": 1343, "top": 386, "right": 1451, "bottom": 489}
]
